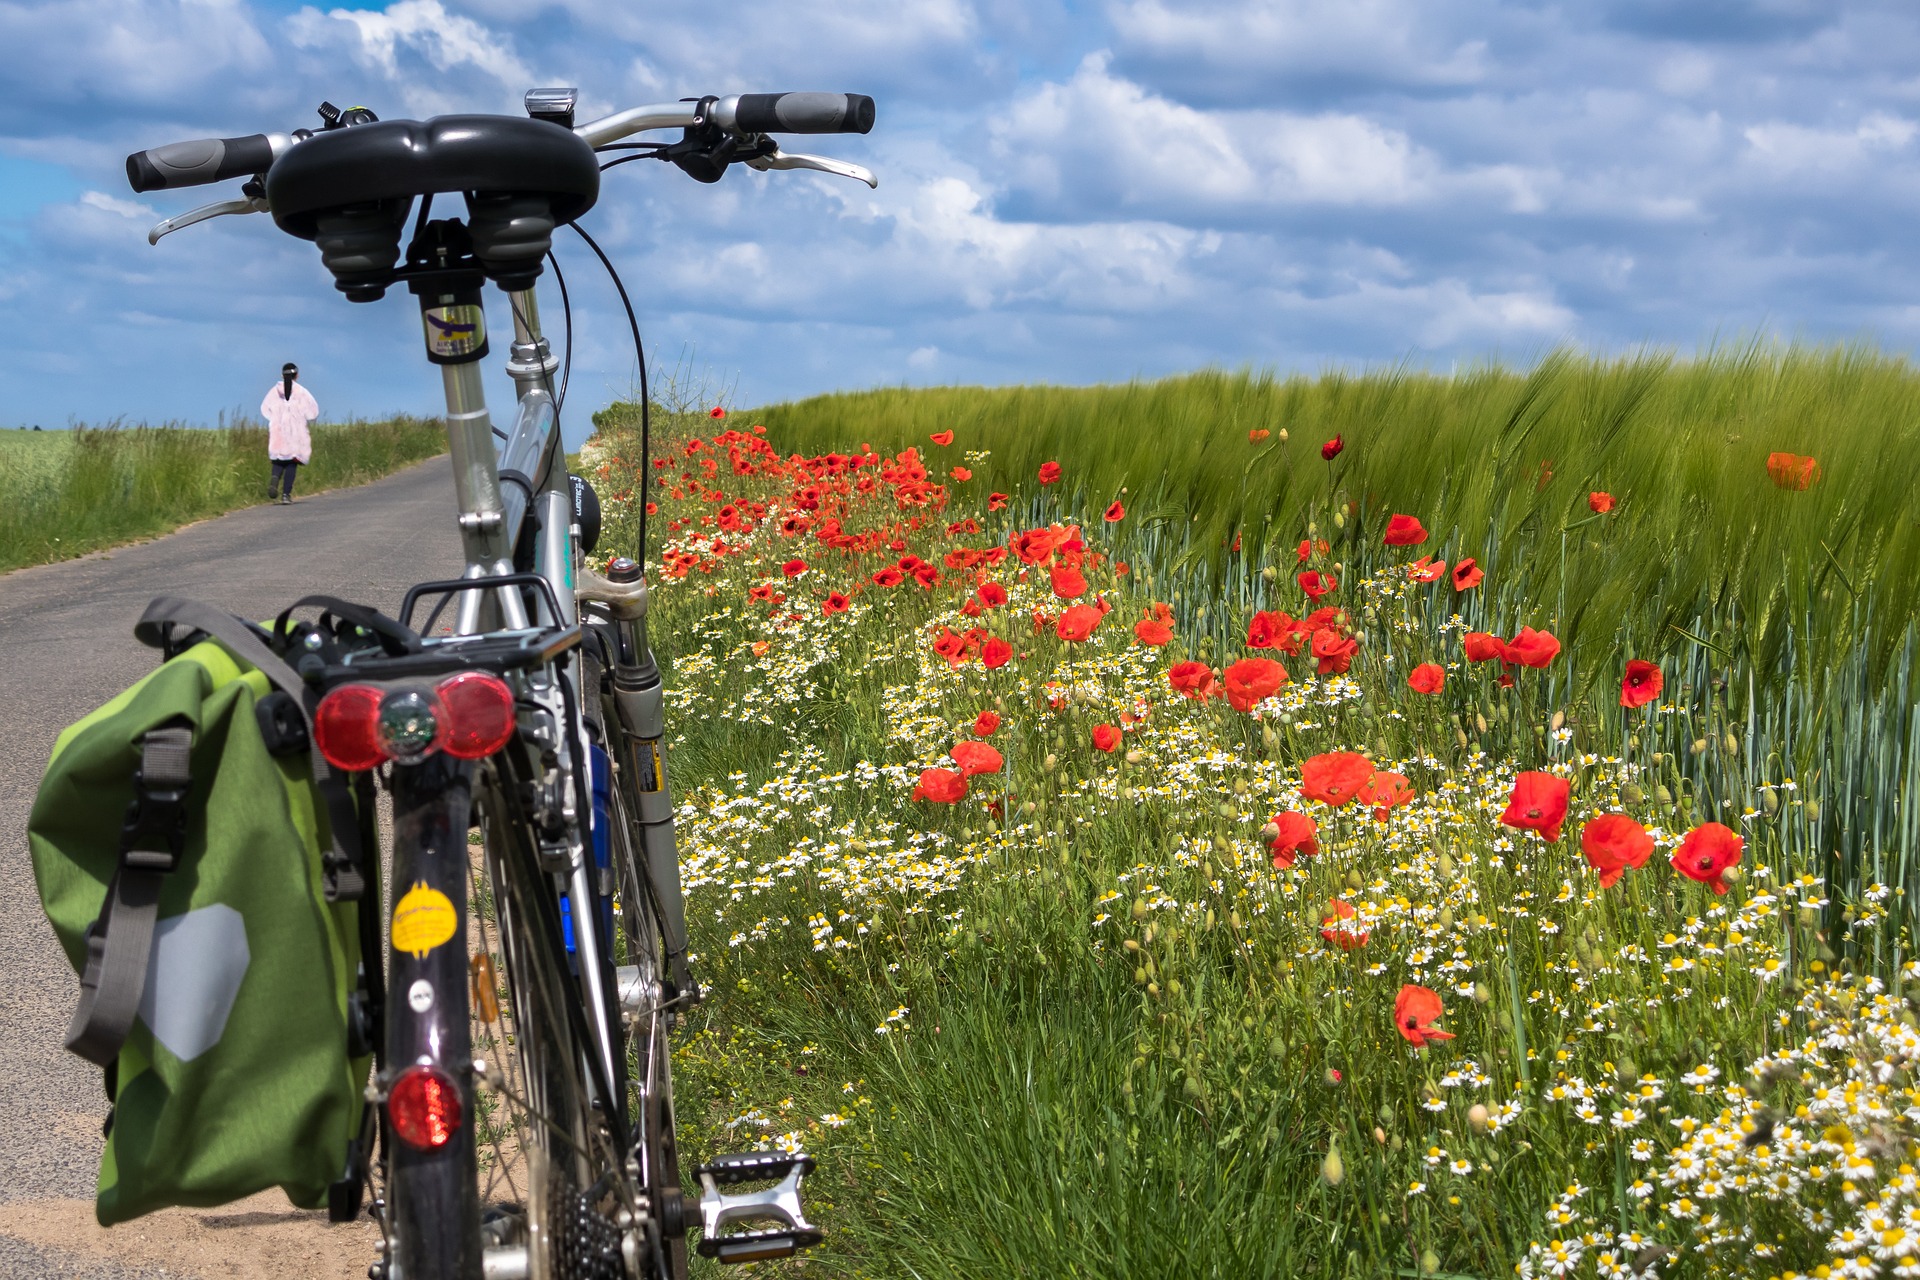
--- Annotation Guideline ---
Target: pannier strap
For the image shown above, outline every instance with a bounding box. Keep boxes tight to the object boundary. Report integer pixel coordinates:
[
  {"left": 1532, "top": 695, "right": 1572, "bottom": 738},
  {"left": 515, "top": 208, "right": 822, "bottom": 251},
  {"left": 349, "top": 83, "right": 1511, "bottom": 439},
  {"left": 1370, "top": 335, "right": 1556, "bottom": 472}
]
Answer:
[
  {"left": 134, "top": 596, "right": 369, "bottom": 904},
  {"left": 64, "top": 726, "right": 193, "bottom": 1068}
]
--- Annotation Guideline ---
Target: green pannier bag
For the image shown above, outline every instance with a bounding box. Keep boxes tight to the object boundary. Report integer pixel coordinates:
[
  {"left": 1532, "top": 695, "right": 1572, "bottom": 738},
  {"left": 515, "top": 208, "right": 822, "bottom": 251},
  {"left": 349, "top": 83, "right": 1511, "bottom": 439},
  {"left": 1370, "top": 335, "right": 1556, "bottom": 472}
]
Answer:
[{"left": 28, "top": 596, "right": 379, "bottom": 1226}]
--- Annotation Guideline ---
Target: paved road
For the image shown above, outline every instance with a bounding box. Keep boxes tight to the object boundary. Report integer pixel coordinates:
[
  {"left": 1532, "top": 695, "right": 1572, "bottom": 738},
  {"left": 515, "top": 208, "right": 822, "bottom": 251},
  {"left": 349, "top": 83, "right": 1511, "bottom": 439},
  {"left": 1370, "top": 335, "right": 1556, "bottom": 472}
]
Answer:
[{"left": 0, "top": 458, "right": 463, "bottom": 1277}]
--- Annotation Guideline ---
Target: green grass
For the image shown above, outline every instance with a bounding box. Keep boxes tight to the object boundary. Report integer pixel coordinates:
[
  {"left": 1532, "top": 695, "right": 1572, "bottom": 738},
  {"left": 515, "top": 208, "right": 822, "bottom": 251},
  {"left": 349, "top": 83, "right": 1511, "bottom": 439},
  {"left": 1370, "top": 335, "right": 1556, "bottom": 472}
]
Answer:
[
  {"left": 581, "top": 353, "right": 1920, "bottom": 1279},
  {"left": 0, "top": 418, "right": 448, "bottom": 573}
]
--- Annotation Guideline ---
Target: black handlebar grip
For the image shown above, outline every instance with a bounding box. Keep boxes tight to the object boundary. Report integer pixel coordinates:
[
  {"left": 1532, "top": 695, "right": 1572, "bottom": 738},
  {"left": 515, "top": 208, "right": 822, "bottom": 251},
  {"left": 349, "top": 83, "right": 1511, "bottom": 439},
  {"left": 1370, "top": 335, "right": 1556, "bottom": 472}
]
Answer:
[
  {"left": 732, "top": 93, "right": 875, "bottom": 135},
  {"left": 126, "top": 134, "right": 276, "bottom": 193}
]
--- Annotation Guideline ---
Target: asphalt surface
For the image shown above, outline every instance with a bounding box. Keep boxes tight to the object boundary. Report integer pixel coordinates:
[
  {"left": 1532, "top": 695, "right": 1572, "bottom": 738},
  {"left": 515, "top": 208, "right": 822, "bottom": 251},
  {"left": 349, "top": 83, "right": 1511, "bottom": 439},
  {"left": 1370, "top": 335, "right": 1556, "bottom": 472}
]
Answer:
[{"left": 0, "top": 457, "right": 463, "bottom": 1275}]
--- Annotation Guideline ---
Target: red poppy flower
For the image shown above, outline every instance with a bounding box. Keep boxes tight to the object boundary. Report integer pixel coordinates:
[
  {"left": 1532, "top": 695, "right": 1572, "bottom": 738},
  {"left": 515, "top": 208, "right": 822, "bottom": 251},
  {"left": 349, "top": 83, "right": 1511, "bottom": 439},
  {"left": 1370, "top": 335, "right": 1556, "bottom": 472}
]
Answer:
[
  {"left": 1321, "top": 435, "right": 1344, "bottom": 461},
  {"left": 1394, "top": 985, "right": 1453, "bottom": 1046},
  {"left": 782, "top": 559, "right": 807, "bottom": 577},
  {"left": 1309, "top": 629, "right": 1358, "bottom": 676},
  {"left": 1297, "top": 539, "right": 1312, "bottom": 563},
  {"left": 974, "top": 711, "right": 1001, "bottom": 736},
  {"left": 1091, "top": 724, "right": 1121, "bottom": 753},
  {"left": 1298, "top": 570, "right": 1337, "bottom": 601},
  {"left": 982, "top": 636, "right": 1013, "bottom": 668},
  {"left": 912, "top": 767, "right": 968, "bottom": 803},
  {"left": 951, "top": 466, "right": 973, "bottom": 481},
  {"left": 1462, "top": 632, "right": 1504, "bottom": 663},
  {"left": 1406, "top": 662, "right": 1445, "bottom": 695},
  {"left": 1051, "top": 562, "right": 1089, "bottom": 600},
  {"left": 1167, "top": 660, "right": 1218, "bottom": 700},
  {"left": 951, "top": 740, "right": 1004, "bottom": 776},
  {"left": 989, "top": 492, "right": 1009, "bottom": 511},
  {"left": 1320, "top": 898, "right": 1369, "bottom": 950},
  {"left": 977, "top": 582, "right": 1008, "bottom": 608},
  {"left": 1249, "top": 428, "right": 1270, "bottom": 442},
  {"left": 1358, "top": 771, "right": 1413, "bottom": 822},
  {"left": 1267, "top": 811, "right": 1319, "bottom": 868},
  {"left": 820, "top": 591, "right": 850, "bottom": 615},
  {"left": 1038, "top": 461, "right": 1062, "bottom": 485},
  {"left": 1224, "top": 657, "right": 1289, "bottom": 711},
  {"left": 1500, "top": 771, "right": 1570, "bottom": 842},
  {"left": 1383, "top": 514, "right": 1428, "bottom": 546},
  {"left": 1299, "top": 752, "right": 1375, "bottom": 807},
  {"left": 930, "top": 430, "right": 954, "bottom": 446},
  {"left": 1104, "top": 500, "right": 1125, "bottom": 523},
  {"left": 1672, "top": 822, "right": 1743, "bottom": 894},
  {"left": 1135, "top": 617, "right": 1174, "bottom": 646},
  {"left": 1620, "top": 660, "right": 1663, "bottom": 709},
  {"left": 708, "top": 406, "right": 726, "bottom": 420},
  {"left": 1504, "top": 626, "right": 1560, "bottom": 669},
  {"left": 1766, "top": 452, "right": 1820, "bottom": 491},
  {"left": 1407, "top": 556, "right": 1446, "bottom": 583},
  {"left": 1057, "top": 604, "right": 1103, "bottom": 642},
  {"left": 1451, "top": 558, "right": 1483, "bottom": 591},
  {"left": 872, "top": 567, "right": 904, "bottom": 587},
  {"left": 1589, "top": 491, "right": 1614, "bottom": 513},
  {"left": 1581, "top": 814, "right": 1654, "bottom": 888},
  {"left": 1246, "top": 609, "right": 1292, "bottom": 650}
]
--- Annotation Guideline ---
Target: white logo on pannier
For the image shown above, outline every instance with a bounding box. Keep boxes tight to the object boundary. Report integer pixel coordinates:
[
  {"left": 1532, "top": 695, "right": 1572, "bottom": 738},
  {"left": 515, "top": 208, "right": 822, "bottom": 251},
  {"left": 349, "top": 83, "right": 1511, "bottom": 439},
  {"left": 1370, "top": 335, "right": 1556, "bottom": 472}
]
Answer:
[{"left": 138, "top": 904, "right": 251, "bottom": 1062}]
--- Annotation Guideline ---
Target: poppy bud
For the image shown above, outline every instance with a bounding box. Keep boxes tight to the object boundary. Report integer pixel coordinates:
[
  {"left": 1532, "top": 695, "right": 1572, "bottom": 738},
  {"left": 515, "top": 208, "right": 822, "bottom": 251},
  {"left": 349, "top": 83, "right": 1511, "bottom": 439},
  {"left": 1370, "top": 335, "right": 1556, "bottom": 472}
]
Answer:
[
  {"left": 1217, "top": 801, "right": 1235, "bottom": 819},
  {"left": 1147, "top": 982, "right": 1160, "bottom": 996},
  {"left": 1134, "top": 967, "right": 1147, "bottom": 984},
  {"left": 1167, "top": 979, "right": 1182, "bottom": 997},
  {"left": 1044, "top": 753, "right": 1058, "bottom": 770},
  {"left": 1475, "top": 714, "right": 1489, "bottom": 735},
  {"left": 1723, "top": 732, "right": 1740, "bottom": 757},
  {"left": 1721, "top": 866, "right": 1743, "bottom": 885},
  {"left": 1321, "top": 1145, "right": 1345, "bottom": 1186},
  {"left": 1806, "top": 800, "right": 1820, "bottom": 822},
  {"left": 1333, "top": 511, "right": 1345, "bottom": 529},
  {"left": 1437, "top": 853, "right": 1453, "bottom": 877},
  {"left": 1455, "top": 729, "right": 1469, "bottom": 749},
  {"left": 1345, "top": 870, "right": 1364, "bottom": 890},
  {"left": 1550, "top": 710, "right": 1565, "bottom": 732},
  {"left": 1261, "top": 822, "right": 1281, "bottom": 843},
  {"left": 1262, "top": 566, "right": 1277, "bottom": 580},
  {"left": 1123, "top": 939, "right": 1141, "bottom": 952},
  {"left": 1278, "top": 429, "right": 1289, "bottom": 441},
  {"left": 1690, "top": 738, "right": 1708, "bottom": 756},
  {"left": 1655, "top": 785, "right": 1674, "bottom": 807},
  {"left": 1623, "top": 783, "right": 1645, "bottom": 805},
  {"left": 1762, "top": 789, "right": 1779, "bottom": 814},
  {"left": 1230, "top": 910, "right": 1243, "bottom": 930},
  {"left": 1125, "top": 749, "right": 1144, "bottom": 764},
  {"left": 1473, "top": 982, "right": 1492, "bottom": 1004},
  {"left": 1420, "top": 1250, "right": 1441, "bottom": 1276},
  {"left": 1438, "top": 907, "right": 1454, "bottom": 930}
]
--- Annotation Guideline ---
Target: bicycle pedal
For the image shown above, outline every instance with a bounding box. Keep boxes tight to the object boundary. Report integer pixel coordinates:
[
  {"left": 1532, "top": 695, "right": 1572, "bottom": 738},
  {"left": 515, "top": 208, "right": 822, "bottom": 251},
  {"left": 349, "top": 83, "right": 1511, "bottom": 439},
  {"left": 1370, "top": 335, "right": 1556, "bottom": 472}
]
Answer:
[{"left": 694, "top": 1151, "right": 821, "bottom": 1264}]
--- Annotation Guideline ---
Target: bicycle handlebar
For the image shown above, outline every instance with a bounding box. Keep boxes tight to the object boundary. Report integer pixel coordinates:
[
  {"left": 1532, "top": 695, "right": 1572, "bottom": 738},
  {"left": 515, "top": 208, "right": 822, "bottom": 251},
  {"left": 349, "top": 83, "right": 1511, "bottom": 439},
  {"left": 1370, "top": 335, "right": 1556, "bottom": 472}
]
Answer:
[
  {"left": 715, "top": 93, "right": 875, "bottom": 135},
  {"left": 126, "top": 133, "right": 289, "bottom": 192}
]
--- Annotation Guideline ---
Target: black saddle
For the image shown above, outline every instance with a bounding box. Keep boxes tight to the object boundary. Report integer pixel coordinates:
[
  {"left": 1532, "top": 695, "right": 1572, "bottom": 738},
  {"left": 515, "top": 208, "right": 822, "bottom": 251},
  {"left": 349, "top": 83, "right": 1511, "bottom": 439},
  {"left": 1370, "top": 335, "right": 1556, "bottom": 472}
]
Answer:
[{"left": 264, "top": 116, "right": 599, "bottom": 301}]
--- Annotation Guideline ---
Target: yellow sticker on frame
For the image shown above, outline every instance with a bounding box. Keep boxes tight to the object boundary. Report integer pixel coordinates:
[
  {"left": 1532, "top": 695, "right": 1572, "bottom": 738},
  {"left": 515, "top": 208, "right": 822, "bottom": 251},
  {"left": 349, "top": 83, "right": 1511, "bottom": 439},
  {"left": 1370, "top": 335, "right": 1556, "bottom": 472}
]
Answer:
[{"left": 392, "top": 881, "right": 457, "bottom": 958}]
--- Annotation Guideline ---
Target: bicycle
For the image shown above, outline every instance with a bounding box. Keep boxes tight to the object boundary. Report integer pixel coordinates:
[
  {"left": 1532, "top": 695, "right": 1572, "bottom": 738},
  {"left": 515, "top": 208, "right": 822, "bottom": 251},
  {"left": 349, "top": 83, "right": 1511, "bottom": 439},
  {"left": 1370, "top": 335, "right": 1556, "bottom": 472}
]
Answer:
[{"left": 125, "top": 85, "right": 878, "bottom": 1279}]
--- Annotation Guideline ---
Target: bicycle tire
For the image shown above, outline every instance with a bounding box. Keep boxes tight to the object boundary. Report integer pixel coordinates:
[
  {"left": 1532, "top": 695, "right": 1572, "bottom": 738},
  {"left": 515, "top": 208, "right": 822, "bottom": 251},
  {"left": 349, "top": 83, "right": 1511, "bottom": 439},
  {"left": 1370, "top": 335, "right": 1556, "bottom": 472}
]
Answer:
[{"left": 586, "top": 641, "right": 691, "bottom": 1280}]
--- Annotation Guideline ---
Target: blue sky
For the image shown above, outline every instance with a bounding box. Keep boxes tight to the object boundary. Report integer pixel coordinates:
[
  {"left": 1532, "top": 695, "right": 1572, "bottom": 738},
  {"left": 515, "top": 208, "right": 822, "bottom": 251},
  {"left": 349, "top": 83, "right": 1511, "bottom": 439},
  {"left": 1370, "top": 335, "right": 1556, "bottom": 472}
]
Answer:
[{"left": 3, "top": 0, "right": 1919, "bottom": 440}]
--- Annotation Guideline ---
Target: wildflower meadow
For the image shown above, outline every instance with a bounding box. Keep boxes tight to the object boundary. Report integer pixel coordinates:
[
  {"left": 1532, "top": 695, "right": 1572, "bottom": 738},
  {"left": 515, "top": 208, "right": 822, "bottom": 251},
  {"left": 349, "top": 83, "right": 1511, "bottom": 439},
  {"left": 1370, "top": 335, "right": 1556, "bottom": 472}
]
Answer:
[{"left": 585, "top": 351, "right": 1920, "bottom": 1280}]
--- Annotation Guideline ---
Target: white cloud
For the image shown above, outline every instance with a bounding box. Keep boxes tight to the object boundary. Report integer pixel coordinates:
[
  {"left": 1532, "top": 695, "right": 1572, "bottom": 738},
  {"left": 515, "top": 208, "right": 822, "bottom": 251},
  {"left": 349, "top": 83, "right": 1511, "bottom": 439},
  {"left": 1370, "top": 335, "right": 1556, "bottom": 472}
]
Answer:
[
  {"left": 992, "top": 53, "right": 1438, "bottom": 216},
  {"left": 1743, "top": 111, "right": 1918, "bottom": 172},
  {"left": 1109, "top": 0, "right": 1491, "bottom": 93},
  {"left": 80, "top": 191, "right": 156, "bottom": 219},
  {"left": 285, "top": 0, "right": 533, "bottom": 117}
]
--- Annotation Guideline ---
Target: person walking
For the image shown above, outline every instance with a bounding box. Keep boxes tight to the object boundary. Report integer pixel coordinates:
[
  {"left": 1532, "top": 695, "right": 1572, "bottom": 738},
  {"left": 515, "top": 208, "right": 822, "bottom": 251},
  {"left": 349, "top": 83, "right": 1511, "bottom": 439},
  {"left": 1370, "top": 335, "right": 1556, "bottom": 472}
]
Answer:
[{"left": 262, "top": 361, "right": 319, "bottom": 504}]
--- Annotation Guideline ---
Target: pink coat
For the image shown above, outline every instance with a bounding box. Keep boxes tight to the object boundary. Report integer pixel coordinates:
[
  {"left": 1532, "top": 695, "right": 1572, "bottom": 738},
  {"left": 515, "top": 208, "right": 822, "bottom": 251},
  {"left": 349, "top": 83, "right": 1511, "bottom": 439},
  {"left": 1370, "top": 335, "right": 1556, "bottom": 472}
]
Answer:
[{"left": 262, "top": 381, "right": 319, "bottom": 463}]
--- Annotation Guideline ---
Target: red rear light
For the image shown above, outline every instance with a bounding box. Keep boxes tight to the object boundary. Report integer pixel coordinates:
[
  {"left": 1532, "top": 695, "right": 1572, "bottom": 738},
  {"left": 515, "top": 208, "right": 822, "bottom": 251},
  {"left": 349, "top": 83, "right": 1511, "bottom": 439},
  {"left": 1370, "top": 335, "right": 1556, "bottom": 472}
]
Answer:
[
  {"left": 315, "top": 684, "right": 386, "bottom": 771},
  {"left": 388, "top": 1063, "right": 463, "bottom": 1150},
  {"left": 436, "top": 671, "right": 516, "bottom": 759}
]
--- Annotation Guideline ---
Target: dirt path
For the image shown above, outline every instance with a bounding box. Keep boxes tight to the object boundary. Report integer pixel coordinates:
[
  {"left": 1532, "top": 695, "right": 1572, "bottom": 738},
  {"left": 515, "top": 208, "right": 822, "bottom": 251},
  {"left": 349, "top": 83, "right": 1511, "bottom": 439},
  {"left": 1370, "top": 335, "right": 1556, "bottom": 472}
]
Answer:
[{"left": 0, "top": 457, "right": 464, "bottom": 1277}]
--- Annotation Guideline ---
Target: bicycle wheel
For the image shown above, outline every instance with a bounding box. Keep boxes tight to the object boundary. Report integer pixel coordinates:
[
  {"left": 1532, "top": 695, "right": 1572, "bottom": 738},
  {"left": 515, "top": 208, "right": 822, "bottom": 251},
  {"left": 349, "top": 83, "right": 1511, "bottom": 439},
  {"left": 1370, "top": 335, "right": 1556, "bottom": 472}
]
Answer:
[
  {"left": 585, "top": 639, "right": 691, "bottom": 1280},
  {"left": 464, "top": 749, "right": 635, "bottom": 1280}
]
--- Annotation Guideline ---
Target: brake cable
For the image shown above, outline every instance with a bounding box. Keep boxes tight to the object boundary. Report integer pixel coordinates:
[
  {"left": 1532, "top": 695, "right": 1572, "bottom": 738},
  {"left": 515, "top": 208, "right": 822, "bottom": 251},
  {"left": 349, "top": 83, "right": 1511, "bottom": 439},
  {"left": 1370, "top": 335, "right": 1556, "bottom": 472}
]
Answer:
[{"left": 565, "top": 221, "right": 651, "bottom": 570}]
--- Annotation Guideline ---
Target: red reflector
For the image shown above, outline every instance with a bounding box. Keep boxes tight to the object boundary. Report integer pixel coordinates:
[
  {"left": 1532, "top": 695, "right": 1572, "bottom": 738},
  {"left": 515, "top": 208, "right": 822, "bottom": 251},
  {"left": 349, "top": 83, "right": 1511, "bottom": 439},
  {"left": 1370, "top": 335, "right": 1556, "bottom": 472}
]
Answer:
[
  {"left": 314, "top": 684, "right": 387, "bottom": 771},
  {"left": 388, "top": 1063, "right": 463, "bottom": 1150},
  {"left": 436, "top": 671, "right": 516, "bottom": 759}
]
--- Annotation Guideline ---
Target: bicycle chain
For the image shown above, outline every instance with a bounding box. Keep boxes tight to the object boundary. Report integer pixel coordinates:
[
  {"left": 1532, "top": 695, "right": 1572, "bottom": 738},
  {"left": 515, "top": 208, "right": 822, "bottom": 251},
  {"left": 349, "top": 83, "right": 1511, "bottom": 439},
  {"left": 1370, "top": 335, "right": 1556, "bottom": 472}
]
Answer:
[{"left": 549, "top": 1169, "right": 625, "bottom": 1280}]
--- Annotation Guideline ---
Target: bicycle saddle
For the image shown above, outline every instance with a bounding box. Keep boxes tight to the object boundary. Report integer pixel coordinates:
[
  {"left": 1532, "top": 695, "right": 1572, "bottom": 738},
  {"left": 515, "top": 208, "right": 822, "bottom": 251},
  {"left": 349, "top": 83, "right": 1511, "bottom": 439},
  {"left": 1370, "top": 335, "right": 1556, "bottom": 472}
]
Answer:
[{"left": 264, "top": 115, "right": 600, "bottom": 301}]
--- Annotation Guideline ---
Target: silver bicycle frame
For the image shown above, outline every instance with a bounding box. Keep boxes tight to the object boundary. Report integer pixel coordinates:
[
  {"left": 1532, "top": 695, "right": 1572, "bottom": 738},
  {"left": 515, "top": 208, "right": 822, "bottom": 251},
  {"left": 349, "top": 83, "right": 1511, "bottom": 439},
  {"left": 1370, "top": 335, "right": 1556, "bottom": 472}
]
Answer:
[{"left": 436, "top": 278, "right": 621, "bottom": 1100}]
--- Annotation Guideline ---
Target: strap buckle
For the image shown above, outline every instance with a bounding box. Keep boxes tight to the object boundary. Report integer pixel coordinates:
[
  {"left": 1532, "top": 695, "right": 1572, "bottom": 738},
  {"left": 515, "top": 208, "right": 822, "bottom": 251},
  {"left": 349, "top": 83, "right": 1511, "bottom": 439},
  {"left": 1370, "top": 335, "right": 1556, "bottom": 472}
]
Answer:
[
  {"left": 121, "top": 779, "right": 188, "bottom": 871},
  {"left": 121, "top": 725, "right": 193, "bottom": 872}
]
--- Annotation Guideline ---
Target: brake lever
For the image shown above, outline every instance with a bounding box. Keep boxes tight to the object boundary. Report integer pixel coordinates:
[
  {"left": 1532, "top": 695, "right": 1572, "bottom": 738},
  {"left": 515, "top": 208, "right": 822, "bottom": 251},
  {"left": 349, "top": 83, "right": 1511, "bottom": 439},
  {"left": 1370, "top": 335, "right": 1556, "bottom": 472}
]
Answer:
[
  {"left": 744, "top": 146, "right": 877, "bottom": 190},
  {"left": 147, "top": 195, "right": 269, "bottom": 245}
]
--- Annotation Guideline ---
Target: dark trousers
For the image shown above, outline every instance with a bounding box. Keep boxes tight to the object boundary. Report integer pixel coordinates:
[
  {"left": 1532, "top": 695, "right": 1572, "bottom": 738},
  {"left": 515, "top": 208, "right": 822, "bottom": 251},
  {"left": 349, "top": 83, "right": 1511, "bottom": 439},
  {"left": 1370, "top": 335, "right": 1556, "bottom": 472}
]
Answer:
[{"left": 270, "top": 459, "right": 301, "bottom": 498}]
